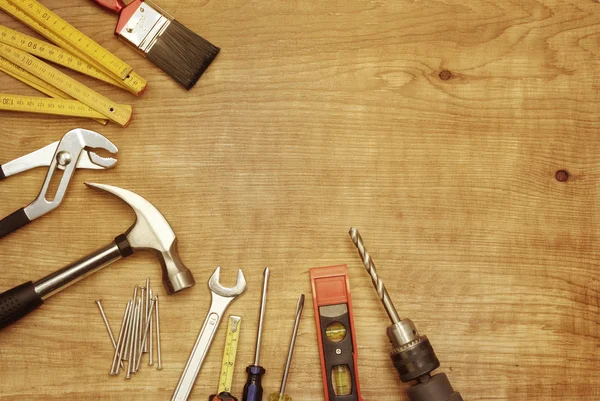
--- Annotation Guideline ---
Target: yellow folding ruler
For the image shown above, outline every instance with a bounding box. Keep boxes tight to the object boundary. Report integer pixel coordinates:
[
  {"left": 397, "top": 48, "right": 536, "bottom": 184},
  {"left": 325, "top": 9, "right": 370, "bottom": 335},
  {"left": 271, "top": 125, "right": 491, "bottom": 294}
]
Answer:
[
  {"left": 0, "top": 43, "right": 132, "bottom": 126},
  {"left": 0, "top": 55, "right": 107, "bottom": 124},
  {"left": 0, "top": 94, "right": 131, "bottom": 120},
  {"left": 0, "top": 24, "right": 145, "bottom": 95},
  {"left": 0, "top": 0, "right": 146, "bottom": 95},
  {"left": 218, "top": 316, "right": 242, "bottom": 395},
  {"left": 8, "top": 0, "right": 132, "bottom": 79}
]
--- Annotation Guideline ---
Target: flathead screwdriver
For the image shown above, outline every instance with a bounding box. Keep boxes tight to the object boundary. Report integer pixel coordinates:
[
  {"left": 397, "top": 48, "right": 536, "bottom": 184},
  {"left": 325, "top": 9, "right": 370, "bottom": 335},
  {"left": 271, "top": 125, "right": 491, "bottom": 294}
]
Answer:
[
  {"left": 243, "top": 267, "right": 270, "bottom": 401},
  {"left": 269, "top": 294, "right": 304, "bottom": 401}
]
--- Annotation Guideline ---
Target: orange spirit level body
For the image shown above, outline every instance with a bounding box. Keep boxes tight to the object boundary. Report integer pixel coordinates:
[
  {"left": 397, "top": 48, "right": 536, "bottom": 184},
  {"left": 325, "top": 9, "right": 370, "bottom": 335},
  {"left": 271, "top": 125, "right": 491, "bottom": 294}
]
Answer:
[{"left": 310, "top": 265, "right": 363, "bottom": 401}]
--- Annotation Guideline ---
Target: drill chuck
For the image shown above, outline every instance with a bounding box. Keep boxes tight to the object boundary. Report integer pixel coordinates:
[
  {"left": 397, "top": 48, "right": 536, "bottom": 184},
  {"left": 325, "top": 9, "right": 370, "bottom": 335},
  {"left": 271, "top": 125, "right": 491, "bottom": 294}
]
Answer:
[{"left": 387, "top": 320, "right": 461, "bottom": 401}]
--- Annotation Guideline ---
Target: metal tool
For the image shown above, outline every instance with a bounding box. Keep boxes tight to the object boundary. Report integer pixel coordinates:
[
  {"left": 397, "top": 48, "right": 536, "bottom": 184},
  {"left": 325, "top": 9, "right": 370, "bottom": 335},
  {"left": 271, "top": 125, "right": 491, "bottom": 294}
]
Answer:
[
  {"left": 210, "top": 315, "right": 242, "bottom": 401},
  {"left": 172, "top": 267, "right": 247, "bottom": 401},
  {"left": 269, "top": 295, "right": 304, "bottom": 401},
  {"left": 110, "top": 300, "right": 132, "bottom": 374},
  {"left": 0, "top": 129, "right": 118, "bottom": 238},
  {"left": 133, "top": 299, "right": 141, "bottom": 373},
  {"left": 155, "top": 295, "right": 163, "bottom": 370},
  {"left": 310, "top": 265, "right": 363, "bottom": 401},
  {"left": 0, "top": 183, "right": 195, "bottom": 330},
  {"left": 125, "top": 299, "right": 137, "bottom": 378},
  {"left": 144, "top": 278, "right": 150, "bottom": 353},
  {"left": 135, "top": 297, "right": 156, "bottom": 369},
  {"left": 96, "top": 299, "right": 125, "bottom": 370},
  {"left": 242, "top": 267, "right": 270, "bottom": 401},
  {"left": 148, "top": 288, "right": 154, "bottom": 365},
  {"left": 349, "top": 228, "right": 463, "bottom": 401}
]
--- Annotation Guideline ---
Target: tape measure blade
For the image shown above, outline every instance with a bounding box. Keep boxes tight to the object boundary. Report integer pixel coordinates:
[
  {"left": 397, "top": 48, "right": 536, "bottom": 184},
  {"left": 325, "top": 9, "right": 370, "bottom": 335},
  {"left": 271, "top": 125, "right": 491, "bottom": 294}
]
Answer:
[
  {"left": 7, "top": 0, "right": 132, "bottom": 79},
  {"left": 0, "top": 43, "right": 132, "bottom": 126},
  {"left": 217, "top": 316, "right": 242, "bottom": 394}
]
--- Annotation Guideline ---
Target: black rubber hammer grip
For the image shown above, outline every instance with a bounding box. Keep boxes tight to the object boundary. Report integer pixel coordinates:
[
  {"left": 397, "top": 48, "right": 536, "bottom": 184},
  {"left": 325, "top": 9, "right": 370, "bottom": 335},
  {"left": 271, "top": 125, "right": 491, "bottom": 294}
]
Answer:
[{"left": 0, "top": 281, "right": 43, "bottom": 329}]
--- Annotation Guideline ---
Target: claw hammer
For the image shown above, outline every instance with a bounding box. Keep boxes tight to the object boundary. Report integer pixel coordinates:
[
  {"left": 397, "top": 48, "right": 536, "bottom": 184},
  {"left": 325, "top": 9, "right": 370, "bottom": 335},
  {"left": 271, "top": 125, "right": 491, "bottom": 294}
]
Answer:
[{"left": 0, "top": 183, "right": 196, "bottom": 330}]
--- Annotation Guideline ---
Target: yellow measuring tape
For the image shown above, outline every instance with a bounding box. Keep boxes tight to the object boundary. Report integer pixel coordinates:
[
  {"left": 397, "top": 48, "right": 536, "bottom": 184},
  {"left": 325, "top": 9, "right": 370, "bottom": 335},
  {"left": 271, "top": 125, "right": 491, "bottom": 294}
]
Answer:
[
  {"left": 0, "top": 24, "right": 145, "bottom": 95},
  {"left": 7, "top": 0, "right": 132, "bottom": 79},
  {"left": 218, "top": 316, "right": 242, "bottom": 394},
  {"left": 0, "top": 43, "right": 132, "bottom": 126},
  {"left": 0, "top": 94, "right": 130, "bottom": 120}
]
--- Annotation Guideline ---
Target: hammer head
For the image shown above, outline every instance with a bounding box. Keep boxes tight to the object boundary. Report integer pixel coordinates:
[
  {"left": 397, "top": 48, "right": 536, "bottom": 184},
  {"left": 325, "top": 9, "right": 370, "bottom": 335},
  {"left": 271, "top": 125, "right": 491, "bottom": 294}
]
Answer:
[{"left": 86, "top": 182, "right": 195, "bottom": 294}]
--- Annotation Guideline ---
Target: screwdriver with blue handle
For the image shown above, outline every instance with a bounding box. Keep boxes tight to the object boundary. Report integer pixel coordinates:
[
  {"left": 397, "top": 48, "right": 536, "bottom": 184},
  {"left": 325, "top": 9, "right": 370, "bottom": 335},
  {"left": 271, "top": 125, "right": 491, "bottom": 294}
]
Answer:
[{"left": 242, "top": 267, "right": 270, "bottom": 401}]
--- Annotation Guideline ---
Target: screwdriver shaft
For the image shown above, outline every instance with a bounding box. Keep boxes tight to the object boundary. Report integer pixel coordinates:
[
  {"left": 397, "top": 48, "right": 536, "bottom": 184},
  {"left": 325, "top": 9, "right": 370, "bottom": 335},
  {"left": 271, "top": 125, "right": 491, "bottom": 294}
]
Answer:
[
  {"left": 349, "top": 228, "right": 401, "bottom": 324},
  {"left": 279, "top": 294, "right": 304, "bottom": 396},
  {"left": 253, "top": 267, "right": 270, "bottom": 365}
]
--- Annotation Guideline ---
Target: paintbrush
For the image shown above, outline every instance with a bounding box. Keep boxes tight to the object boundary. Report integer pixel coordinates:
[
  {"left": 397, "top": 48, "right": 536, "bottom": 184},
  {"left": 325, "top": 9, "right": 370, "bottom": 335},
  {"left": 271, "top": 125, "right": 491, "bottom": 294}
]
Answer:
[{"left": 93, "top": 0, "right": 219, "bottom": 89}]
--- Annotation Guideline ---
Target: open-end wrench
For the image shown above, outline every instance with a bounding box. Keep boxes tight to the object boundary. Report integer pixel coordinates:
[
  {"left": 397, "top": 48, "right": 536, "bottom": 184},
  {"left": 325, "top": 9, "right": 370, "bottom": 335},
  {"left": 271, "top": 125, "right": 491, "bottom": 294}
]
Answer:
[
  {"left": 0, "top": 128, "right": 118, "bottom": 238},
  {"left": 172, "top": 267, "right": 247, "bottom": 401}
]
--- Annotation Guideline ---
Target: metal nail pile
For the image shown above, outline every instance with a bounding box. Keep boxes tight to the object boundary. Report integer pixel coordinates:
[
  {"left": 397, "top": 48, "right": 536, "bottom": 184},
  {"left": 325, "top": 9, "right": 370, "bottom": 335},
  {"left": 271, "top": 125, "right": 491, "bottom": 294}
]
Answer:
[{"left": 95, "top": 278, "right": 163, "bottom": 378}]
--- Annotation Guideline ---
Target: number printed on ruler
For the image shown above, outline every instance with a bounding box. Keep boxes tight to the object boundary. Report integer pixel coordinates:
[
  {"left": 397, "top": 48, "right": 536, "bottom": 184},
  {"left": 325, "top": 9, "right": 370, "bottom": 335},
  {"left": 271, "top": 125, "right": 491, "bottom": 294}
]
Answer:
[
  {"left": 0, "top": 25, "right": 112, "bottom": 83},
  {"left": 0, "top": 4, "right": 146, "bottom": 95},
  {"left": 7, "top": 0, "right": 132, "bottom": 79},
  {"left": 0, "top": 94, "right": 111, "bottom": 119},
  {"left": 0, "top": 43, "right": 132, "bottom": 126}
]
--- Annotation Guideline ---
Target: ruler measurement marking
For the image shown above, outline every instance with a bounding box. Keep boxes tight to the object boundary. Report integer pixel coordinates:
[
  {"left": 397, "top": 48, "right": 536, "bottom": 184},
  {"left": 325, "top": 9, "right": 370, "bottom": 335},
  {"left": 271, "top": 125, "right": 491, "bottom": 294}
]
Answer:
[
  {"left": 0, "top": 43, "right": 130, "bottom": 126},
  {"left": 8, "top": 0, "right": 132, "bottom": 79},
  {"left": 0, "top": 6, "right": 146, "bottom": 94}
]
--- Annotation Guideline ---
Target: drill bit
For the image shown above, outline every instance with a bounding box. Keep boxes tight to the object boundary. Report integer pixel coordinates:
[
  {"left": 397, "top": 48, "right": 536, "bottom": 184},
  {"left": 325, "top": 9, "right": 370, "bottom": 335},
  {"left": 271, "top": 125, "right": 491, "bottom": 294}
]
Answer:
[
  {"left": 348, "top": 228, "right": 463, "bottom": 401},
  {"left": 349, "top": 227, "right": 401, "bottom": 324}
]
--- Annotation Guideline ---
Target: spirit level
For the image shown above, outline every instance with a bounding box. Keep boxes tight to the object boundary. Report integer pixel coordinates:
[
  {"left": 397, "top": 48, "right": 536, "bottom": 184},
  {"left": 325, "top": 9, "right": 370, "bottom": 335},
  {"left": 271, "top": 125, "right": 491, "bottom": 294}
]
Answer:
[{"left": 310, "top": 265, "right": 363, "bottom": 401}]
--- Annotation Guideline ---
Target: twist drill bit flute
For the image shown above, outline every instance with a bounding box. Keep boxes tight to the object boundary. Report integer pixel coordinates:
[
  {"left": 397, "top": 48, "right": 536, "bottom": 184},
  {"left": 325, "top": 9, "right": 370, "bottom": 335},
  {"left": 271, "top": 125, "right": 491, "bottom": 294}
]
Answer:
[{"left": 349, "top": 228, "right": 463, "bottom": 401}]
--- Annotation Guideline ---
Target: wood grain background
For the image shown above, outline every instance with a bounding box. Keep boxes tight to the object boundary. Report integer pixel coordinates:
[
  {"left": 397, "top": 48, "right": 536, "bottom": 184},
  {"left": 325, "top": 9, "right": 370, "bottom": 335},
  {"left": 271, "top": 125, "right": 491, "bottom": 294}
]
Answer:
[{"left": 1, "top": 0, "right": 599, "bottom": 400}]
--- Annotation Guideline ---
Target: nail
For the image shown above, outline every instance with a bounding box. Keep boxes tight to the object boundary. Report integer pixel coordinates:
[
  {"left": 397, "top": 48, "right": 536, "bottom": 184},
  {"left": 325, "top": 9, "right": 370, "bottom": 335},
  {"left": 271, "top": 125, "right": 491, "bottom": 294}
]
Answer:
[
  {"left": 155, "top": 295, "right": 162, "bottom": 370},
  {"left": 125, "top": 299, "right": 136, "bottom": 379},
  {"left": 95, "top": 299, "right": 125, "bottom": 372},
  {"left": 144, "top": 278, "right": 150, "bottom": 353},
  {"left": 148, "top": 289, "right": 154, "bottom": 366},
  {"left": 110, "top": 300, "right": 131, "bottom": 374},
  {"left": 135, "top": 297, "right": 156, "bottom": 369},
  {"left": 132, "top": 299, "right": 141, "bottom": 373}
]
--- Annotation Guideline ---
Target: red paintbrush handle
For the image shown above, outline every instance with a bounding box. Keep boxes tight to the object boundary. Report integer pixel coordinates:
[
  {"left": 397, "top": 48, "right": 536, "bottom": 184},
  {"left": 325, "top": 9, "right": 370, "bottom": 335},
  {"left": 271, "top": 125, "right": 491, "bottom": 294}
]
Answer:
[{"left": 92, "top": 0, "right": 126, "bottom": 13}]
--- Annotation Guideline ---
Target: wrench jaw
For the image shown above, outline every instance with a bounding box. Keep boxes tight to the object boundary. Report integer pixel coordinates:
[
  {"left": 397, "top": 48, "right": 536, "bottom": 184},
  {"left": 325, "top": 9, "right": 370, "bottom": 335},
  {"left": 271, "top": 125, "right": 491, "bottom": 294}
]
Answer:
[{"left": 208, "top": 267, "right": 247, "bottom": 298}]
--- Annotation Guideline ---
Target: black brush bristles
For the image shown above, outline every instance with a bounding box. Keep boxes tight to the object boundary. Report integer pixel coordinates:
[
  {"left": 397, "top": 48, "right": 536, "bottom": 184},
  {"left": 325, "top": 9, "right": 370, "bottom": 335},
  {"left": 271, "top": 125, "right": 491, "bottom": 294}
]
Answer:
[{"left": 147, "top": 20, "right": 220, "bottom": 90}]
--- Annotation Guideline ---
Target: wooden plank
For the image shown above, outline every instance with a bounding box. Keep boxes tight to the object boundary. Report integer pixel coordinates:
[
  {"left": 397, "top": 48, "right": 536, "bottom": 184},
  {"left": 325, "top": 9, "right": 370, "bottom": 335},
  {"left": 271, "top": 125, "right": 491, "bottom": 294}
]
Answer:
[{"left": 0, "top": 0, "right": 598, "bottom": 400}]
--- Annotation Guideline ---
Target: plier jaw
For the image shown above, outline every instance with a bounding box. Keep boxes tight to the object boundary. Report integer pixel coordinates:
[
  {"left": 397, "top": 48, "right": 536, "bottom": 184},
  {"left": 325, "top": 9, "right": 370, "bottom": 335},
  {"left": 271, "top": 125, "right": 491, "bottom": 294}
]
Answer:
[{"left": 0, "top": 128, "right": 118, "bottom": 238}]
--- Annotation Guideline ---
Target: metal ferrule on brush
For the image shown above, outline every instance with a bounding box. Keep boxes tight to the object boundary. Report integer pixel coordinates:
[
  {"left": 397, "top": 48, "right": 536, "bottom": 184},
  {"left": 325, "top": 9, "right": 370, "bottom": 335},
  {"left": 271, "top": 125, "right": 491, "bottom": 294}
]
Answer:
[{"left": 118, "top": 2, "right": 171, "bottom": 53}]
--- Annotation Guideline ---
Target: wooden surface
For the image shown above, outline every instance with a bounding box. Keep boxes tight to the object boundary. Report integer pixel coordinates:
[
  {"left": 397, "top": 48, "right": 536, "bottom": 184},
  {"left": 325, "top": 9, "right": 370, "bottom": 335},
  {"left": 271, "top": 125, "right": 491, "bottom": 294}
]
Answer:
[{"left": 0, "top": 0, "right": 599, "bottom": 400}]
